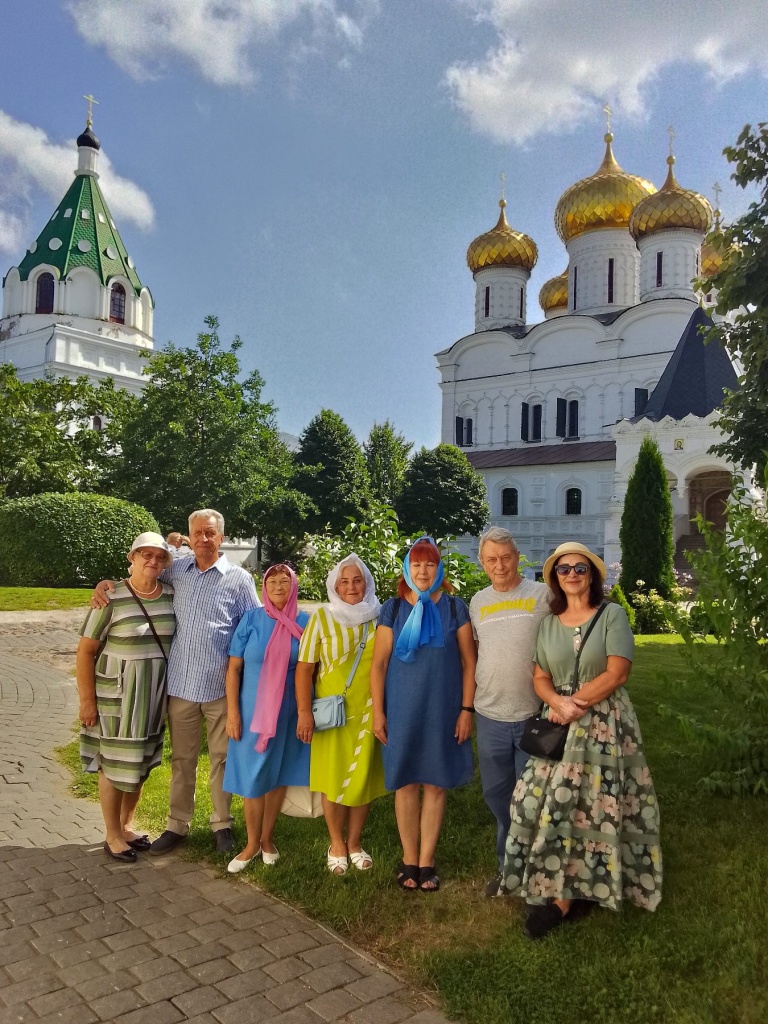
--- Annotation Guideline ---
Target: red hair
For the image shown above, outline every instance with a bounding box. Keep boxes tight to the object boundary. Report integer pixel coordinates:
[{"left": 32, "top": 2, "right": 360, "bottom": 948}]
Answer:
[{"left": 396, "top": 539, "right": 454, "bottom": 598}]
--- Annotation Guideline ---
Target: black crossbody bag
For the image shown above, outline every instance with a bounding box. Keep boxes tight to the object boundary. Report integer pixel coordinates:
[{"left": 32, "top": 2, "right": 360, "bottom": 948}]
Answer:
[{"left": 520, "top": 601, "right": 607, "bottom": 762}]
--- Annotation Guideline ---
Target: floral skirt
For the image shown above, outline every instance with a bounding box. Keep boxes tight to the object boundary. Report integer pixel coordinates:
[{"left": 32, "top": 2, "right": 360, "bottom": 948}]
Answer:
[{"left": 502, "top": 686, "right": 662, "bottom": 911}]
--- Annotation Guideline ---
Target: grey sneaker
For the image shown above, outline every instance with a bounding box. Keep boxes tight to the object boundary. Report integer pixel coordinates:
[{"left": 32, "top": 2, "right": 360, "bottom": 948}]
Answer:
[
  {"left": 149, "top": 830, "right": 186, "bottom": 856},
  {"left": 214, "top": 828, "right": 235, "bottom": 854},
  {"left": 485, "top": 872, "right": 509, "bottom": 898}
]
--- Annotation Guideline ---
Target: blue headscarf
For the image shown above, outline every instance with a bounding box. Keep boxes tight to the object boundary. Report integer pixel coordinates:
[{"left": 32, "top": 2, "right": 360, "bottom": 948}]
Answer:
[{"left": 393, "top": 537, "right": 446, "bottom": 663}]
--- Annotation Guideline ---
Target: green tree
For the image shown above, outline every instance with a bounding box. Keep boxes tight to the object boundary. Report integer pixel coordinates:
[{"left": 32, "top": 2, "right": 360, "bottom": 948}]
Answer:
[
  {"left": 0, "top": 364, "right": 131, "bottom": 498},
  {"left": 363, "top": 421, "right": 412, "bottom": 506},
  {"left": 294, "top": 409, "right": 370, "bottom": 533},
  {"left": 395, "top": 443, "right": 488, "bottom": 538},
  {"left": 108, "top": 316, "right": 311, "bottom": 537},
  {"left": 663, "top": 473, "right": 768, "bottom": 795},
  {"left": 705, "top": 122, "right": 768, "bottom": 477},
  {"left": 619, "top": 436, "right": 675, "bottom": 600}
]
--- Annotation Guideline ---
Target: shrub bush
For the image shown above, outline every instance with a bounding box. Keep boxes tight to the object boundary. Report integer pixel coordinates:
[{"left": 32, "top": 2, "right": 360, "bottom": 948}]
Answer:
[
  {"left": 0, "top": 493, "right": 160, "bottom": 587},
  {"left": 631, "top": 588, "right": 675, "bottom": 634},
  {"left": 298, "top": 501, "right": 490, "bottom": 603},
  {"left": 606, "top": 583, "right": 636, "bottom": 631}
]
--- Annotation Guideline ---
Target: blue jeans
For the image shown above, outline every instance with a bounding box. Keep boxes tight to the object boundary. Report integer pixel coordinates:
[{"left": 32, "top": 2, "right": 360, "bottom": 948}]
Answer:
[{"left": 475, "top": 713, "right": 531, "bottom": 871}]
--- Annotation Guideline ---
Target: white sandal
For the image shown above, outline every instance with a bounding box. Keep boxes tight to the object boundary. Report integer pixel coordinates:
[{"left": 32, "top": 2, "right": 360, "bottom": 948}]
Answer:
[
  {"left": 349, "top": 848, "right": 373, "bottom": 871},
  {"left": 227, "top": 848, "right": 260, "bottom": 874},
  {"left": 261, "top": 845, "right": 280, "bottom": 866},
  {"left": 327, "top": 846, "right": 349, "bottom": 875}
]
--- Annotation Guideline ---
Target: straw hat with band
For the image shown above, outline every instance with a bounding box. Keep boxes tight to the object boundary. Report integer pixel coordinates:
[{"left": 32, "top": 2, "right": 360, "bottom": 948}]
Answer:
[{"left": 542, "top": 542, "right": 607, "bottom": 589}]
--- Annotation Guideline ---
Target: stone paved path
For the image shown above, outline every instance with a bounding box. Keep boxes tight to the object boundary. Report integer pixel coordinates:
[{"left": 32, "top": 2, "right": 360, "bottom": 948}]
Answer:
[{"left": 0, "top": 610, "right": 448, "bottom": 1024}]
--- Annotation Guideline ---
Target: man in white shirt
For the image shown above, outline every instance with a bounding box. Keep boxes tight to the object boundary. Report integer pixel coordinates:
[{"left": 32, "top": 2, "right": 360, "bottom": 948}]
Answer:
[{"left": 469, "top": 527, "right": 549, "bottom": 897}]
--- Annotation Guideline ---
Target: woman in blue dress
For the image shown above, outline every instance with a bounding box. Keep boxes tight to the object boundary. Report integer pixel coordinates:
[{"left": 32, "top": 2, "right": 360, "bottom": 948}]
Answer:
[
  {"left": 370, "top": 538, "right": 477, "bottom": 892},
  {"left": 224, "top": 564, "right": 309, "bottom": 873}
]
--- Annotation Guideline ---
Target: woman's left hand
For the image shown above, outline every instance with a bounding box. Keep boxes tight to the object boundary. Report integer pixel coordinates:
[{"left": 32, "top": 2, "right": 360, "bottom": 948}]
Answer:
[{"left": 455, "top": 710, "right": 474, "bottom": 744}]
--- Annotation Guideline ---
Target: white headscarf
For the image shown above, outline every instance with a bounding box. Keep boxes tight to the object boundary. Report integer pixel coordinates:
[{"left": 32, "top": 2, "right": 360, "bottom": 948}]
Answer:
[{"left": 326, "top": 553, "right": 381, "bottom": 628}]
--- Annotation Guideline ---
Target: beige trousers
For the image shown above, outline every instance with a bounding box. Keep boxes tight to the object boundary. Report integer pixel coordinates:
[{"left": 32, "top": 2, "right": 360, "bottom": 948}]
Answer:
[{"left": 166, "top": 695, "right": 232, "bottom": 835}]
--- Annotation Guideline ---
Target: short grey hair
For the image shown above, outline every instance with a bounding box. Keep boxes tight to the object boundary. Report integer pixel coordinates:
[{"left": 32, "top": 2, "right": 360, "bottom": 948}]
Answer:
[
  {"left": 188, "top": 508, "right": 225, "bottom": 535},
  {"left": 478, "top": 526, "right": 519, "bottom": 560}
]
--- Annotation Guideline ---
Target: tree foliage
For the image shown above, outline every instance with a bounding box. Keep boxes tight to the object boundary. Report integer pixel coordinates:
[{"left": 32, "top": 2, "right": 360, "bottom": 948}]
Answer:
[
  {"left": 363, "top": 421, "right": 412, "bottom": 506},
  {"left": 663, "top": 475, "right": 768, "bottom": 795},
  {"left": 107, "top": 316, "right": 311, "bottom": 537},
  {"left": 0, "top": 364, "right": 130, "bottom": 498},
  {"left": 619, "top": 436, "right": 674, "bottom": 600},
  {"left": 395, "top": 443, "right": 488, "bottom": 538},
  {"left": 705, "top": 122, "right": 768, "bottom": 477},
  {"left": 0, "top": 492, "right": 159, "bottom": 587},
  {"left": 294, "top": 409, "right": 370, "bottom": 533}
]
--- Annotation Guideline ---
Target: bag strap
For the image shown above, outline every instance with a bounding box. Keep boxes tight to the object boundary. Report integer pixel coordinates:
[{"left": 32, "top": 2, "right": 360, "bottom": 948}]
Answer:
[
  {"left": 343, "top": 621, "right": 370, "bottom": 693},
  {"left": 570, "top": 601, "right": 607, "bottom": 688},
  {"left": 124, "top": 580, "right": 169, "bottom": 663}
]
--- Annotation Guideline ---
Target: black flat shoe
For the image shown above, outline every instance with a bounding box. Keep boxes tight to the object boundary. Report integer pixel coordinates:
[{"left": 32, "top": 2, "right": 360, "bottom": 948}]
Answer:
[
  {"left": 127, "top": 835, "right": 151, "bottom": 852},
  {"left": 524, "top": 903, "right": 566, "bottom": 940},
  {"left": 103, "top": 841, "right": 137, "bottom": 863}
]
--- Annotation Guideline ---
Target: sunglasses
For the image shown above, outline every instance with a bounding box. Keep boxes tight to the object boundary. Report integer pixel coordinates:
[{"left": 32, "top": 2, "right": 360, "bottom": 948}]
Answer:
[{"left": 555, "top": 562, "right": 590, "bottom": 577}]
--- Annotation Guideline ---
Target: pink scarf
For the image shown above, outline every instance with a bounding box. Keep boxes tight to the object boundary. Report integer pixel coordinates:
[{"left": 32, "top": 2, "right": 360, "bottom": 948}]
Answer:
[{"left": 250, "top": 565, "right": 304, "bottom": 753}]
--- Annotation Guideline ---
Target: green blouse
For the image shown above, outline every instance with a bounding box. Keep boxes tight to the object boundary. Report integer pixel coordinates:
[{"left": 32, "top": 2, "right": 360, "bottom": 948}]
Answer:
[{"left": 534, "top": 602, "right": 634, "bottom": 693}]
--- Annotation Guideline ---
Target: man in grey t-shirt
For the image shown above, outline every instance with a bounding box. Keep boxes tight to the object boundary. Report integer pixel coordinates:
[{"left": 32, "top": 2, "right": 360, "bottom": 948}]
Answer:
[{"left": 469, "top": 527, "right": 549, "bottom": 896}]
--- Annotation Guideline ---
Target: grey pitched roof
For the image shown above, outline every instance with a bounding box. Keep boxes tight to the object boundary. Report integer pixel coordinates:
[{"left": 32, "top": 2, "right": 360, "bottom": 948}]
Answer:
[
  {"left": 467, "top": 440, "right": 616, "bottom": 469},
  {"left": 637, "top": 306, "right": 738, "bottom": 422}
]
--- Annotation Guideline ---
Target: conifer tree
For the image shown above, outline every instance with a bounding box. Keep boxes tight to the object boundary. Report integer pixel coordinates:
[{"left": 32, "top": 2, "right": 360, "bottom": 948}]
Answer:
[
  {"left": 295, "top": 409, "right": 370, "bottom": 533},
  {"left": 363, "top": 421, "right": 412, "bottom": 506},
  {"left": 619, "top": 435, "right": 675, "bottom": 599}
]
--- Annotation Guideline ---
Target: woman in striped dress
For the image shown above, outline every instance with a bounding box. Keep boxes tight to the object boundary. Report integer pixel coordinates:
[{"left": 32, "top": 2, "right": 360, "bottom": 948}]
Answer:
[
  {"left": 77, "top": 532, "right": 176, "bottom": 863},
  {"left": 295, "top": 555, "right": 387, "bottom": 874}
]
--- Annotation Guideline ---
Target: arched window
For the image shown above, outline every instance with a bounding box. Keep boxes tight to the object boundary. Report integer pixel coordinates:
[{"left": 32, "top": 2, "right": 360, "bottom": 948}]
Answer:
[
  {"left": 110, "top": 283, "right": 126, "bottom": 324},
  {"left": 656, "top": 251, "right": 664, "bottom": 289},
  {"left": 455, "top": 416, "right": 473, "bottom": 447},
  {"left": 484, "top": 286, "right": 490, "bottom": 318},
  {"left": 501, "top": 487, "right": 518, "bottom": 516},
  {"left": 607, "top": 257, "right": 615, "bottom": 303},
  {"left": 35, "top": 273, "right": 54, "bottom": 314},
  {"left": 565, "top": 488, "right": 582, "bottom": 515},
  {"left": 92, "top": 416, "right": 103, "bottom": 431}
]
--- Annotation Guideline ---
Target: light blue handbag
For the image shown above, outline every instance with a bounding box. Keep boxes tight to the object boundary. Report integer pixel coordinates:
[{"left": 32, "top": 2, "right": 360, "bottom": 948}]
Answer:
[{"left": 311, "top": 622, "right": 370, "bottom": 732}]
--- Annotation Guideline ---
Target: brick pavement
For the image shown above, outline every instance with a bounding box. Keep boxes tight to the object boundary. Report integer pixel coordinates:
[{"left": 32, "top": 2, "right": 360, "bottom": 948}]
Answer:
[{"left": 0, "top": 610, "right": 449, "bottom": 1024}]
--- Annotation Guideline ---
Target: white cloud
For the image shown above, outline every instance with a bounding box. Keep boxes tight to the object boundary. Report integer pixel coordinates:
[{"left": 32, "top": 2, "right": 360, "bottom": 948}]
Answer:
[
  {"left": 444, "top": 0, "right": 768, "bottom": 144},
  {"left": 0, "top": 110, "right": 154, "bottom": 255},
  {"left": 67, "top": 0, "right": 376, "bottom": 87}
]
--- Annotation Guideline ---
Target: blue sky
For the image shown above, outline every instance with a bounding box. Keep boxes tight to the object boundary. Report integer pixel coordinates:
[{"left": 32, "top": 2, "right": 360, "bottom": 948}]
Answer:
[{"left": 2, "top": 1, "right": 768, "bottom": 448}]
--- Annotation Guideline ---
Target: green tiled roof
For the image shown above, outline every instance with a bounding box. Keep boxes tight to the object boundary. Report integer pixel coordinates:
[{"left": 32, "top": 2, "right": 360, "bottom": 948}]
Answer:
[{"left": 17, "top": 172, "right": 144, "bottom": 295}]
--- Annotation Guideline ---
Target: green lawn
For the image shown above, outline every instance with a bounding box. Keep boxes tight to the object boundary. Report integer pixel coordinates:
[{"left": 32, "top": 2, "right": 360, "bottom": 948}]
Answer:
[
  {"left": 58, "top": 636, "right": 767, "bottom": 1024},
  {"left": 0, "top": 587, "right": 92, "bottom": 611}
]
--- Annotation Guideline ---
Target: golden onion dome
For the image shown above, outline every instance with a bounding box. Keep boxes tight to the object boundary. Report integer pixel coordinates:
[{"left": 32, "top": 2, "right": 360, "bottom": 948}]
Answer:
[
  {"left": 467, "top": 199, "right": 538, "bottom": 274},
  {"left": 700, "top": 210, "right": 724, "bottom": 279},
  {"left": 555, "top": 133, "right": 657, "bottom": 243},
  {"left": 629, "top": 156, "right": 713, "bottom": 240},
  {"left": 539, "top": 269, "right": 568, "bottom": 312}
]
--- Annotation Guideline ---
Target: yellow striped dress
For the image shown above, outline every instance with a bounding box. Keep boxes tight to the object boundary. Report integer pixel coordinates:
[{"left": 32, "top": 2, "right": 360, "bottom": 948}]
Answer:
[
  {"left": 79, "top": 580, "right": 176, "bottom": 792},
  {"left": 298, "top": 606, "right": 388, "bottom": 806}
]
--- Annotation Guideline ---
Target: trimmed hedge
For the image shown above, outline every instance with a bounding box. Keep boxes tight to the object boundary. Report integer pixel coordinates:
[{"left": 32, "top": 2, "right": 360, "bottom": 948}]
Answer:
[{"left": 0, "top": 493, "right": 160, "bottom": 587}]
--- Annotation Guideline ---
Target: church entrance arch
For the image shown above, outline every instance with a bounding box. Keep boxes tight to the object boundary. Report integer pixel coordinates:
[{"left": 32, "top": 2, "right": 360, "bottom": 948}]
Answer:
[{"left": 688, "top": 471, "right": 731, "bottom": 531}]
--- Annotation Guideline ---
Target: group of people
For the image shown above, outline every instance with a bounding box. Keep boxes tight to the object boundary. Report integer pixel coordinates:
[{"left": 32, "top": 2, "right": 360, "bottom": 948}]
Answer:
[{"left": 77, "top": 513, "right": 662, "bottom": 941}]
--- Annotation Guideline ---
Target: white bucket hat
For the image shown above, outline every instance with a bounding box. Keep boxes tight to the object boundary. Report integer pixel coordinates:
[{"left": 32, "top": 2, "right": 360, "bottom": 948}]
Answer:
[{"left": 128, "top": 532, "right": 172, "bottom": 568}]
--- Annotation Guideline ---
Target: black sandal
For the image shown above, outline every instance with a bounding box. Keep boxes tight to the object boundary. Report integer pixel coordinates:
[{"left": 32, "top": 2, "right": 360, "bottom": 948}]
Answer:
[
  {"left": 524, "top": 902, "right": 567, "bottom": 940},
  {"left": 418, "top": 865, "right": 440, "bottom": 893},
  {"left": 396, "top": 862, "right": 419, "bottom": 891}
]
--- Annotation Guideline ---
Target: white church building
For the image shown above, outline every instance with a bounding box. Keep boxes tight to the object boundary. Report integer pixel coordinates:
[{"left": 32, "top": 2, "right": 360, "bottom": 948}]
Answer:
[
  {"left": 437, "top": 131, "right": 739, "bottom": 575},
  {"left": 0, "top": 119, "right": 155, "bottom": 401}
]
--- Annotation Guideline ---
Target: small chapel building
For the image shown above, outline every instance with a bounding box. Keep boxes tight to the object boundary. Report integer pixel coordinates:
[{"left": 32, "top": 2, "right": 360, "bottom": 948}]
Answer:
[
  {"left": 436, "top": 130, "right": 740, "bottom": 575},
  {"left": 0, "top": 119, "right": 154, "bottom": 402}
]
